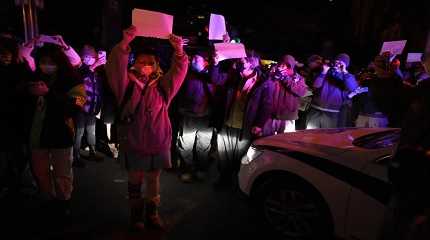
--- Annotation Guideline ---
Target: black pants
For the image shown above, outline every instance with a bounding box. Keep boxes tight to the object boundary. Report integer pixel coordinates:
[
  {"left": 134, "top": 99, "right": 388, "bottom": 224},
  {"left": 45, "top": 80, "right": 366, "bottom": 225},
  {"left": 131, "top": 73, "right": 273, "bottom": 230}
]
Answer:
[{"left": 216, "top": 126, "right": 251, "bottom": 183}]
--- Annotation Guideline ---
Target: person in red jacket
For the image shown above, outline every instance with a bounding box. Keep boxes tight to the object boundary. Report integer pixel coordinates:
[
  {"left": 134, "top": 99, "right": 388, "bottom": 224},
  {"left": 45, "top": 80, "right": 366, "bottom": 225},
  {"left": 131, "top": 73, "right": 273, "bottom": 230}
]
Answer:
[
  {"left": 264, "top": 54, "right": 308, "bottom": 135},
  {"left": 106, "top": 26, "right": 188, "bottom": 231}
]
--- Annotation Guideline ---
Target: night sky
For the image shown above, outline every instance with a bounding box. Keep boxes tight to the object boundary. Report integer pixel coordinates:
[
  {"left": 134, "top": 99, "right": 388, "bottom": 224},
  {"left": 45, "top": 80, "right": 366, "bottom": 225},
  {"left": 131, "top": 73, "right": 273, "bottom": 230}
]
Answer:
[{"left": 2, "top": 0, "right": 429, "bottom": 67}]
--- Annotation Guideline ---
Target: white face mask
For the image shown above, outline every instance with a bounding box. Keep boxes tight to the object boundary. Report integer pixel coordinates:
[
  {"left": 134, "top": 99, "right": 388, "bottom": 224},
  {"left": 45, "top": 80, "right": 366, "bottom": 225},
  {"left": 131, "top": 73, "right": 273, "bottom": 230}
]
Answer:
[
  {"left": 39, "top": 64, "right": 58, "bottom": 75},
  {"left": 82, "top": 56, "right": 96, "bottom": 66},
  {"left": 141, "top": 66, "right": 154, "bottom": 76}
]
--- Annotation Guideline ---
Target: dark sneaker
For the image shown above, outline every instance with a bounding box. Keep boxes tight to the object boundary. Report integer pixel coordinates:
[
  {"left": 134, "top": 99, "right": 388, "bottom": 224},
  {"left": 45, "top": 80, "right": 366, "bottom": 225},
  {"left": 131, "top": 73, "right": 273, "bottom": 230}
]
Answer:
[{"left": 145, "top": 215, "right": 165, "bottom": 230}]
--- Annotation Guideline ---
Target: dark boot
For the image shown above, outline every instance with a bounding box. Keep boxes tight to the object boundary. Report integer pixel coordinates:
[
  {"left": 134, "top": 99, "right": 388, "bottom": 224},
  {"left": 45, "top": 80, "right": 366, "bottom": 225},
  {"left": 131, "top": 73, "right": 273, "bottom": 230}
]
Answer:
[
  {"left": 144, "top": 195, "right": 165, "bottom": 230},
  {"left": 128, "top": 183, "right": 145, "bottom": 231},
  {"left": 129, "top": 198, "right": 145, "bottom": 232}
]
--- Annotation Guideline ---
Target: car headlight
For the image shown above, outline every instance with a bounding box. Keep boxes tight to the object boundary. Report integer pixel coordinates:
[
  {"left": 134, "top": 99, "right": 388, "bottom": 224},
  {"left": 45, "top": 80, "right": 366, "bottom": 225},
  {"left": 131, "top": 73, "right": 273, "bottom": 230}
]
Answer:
[{"left": 241, "top": 146, "right": 263, "bottom": 165}]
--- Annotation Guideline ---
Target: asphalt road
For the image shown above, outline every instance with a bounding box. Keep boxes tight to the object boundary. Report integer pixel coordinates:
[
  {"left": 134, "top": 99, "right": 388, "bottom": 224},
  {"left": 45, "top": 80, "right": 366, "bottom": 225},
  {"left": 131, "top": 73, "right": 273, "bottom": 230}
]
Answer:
[{"left": 1, "top": 156, "right": 279, "bottom": 240}]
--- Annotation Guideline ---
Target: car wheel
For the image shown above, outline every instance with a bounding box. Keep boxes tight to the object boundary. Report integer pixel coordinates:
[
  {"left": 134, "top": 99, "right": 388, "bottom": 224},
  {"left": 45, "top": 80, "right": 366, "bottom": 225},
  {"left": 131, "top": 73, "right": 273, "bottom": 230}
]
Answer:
[{"left": 255, "top": 177, "right": 333, "bottom": 239}]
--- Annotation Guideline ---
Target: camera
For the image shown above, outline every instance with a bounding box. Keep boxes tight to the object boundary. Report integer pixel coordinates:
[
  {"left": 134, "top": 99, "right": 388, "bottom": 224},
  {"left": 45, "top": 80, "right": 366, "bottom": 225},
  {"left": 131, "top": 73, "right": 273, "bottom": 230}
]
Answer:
[{"left": 272, "top": 69, "right": 286, "bottom": 81}]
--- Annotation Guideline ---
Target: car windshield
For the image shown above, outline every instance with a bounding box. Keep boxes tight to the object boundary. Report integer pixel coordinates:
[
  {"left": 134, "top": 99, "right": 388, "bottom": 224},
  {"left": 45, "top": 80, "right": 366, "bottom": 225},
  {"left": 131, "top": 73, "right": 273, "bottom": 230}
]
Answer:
[{"left": 352, "top": 129, "right": 401, "bottom": 149}]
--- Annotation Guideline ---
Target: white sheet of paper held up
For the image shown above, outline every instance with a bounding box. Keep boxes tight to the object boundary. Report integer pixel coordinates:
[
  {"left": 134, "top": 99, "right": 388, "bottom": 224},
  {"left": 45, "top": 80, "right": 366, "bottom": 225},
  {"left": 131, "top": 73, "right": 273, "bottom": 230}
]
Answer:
[
  {"left": 132, "top": 9, "right": 173, "bottom": 39},
  {"left": 214, "top": 43, "right": 246, "bottom": 61},
  {"left": 406, "top": 53, "right": 423, "bottom": 63},
  {"left": 209, "top": 14, "right": 226, "bottom": 40},
  {"left": 379, "top": 40, "right": 407, "bottom": 56}
]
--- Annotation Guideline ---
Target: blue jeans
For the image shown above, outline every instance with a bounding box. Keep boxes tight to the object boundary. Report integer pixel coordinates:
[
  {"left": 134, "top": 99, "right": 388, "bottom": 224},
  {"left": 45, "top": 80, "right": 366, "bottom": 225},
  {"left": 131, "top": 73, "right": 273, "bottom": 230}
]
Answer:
[{"left": 73, "top": 112, "right": 96, "bottom": 161}]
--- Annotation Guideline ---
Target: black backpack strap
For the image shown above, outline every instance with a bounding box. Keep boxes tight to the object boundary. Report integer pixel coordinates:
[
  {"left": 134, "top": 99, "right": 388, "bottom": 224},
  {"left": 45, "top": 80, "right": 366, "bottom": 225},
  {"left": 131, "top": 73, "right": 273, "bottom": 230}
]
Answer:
[
  {"left": 116, "top": 80, "right": 149, "bottom": 122},
  {"left": 119, "top": 81, "right": 135, "bottom": 110},
  {"left": 133, "top": 83, "right": 150, "bottom": 116}
]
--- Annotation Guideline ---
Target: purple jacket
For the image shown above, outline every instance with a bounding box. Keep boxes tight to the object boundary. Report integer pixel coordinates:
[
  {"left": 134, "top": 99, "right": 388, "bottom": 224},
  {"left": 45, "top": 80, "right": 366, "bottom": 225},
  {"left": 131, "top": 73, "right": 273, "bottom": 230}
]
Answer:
[
  {"left": 311, "top": 70, "right": 358, "bottom": 112},
  {"left": 106, "top": 44, "right": 188, "bottom": 156},
  {"left": 178, "top": 69, "right": 212, "bottom": 117},
  {"left": 79, "top": 65, "right": 103, "bottom": 115}
]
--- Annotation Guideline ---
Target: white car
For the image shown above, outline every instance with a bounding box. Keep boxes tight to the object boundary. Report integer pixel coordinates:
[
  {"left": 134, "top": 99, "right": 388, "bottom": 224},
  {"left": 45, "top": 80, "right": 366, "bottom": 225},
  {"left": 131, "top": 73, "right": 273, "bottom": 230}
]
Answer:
[{"left": 239, "top": 128, "right": 400, "bottom": 240}]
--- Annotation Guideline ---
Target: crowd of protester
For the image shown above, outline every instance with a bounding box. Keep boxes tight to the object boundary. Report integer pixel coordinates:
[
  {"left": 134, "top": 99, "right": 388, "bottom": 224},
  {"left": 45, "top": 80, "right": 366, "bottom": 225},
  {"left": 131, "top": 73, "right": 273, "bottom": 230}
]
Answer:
[{"left": 0, "top": 20, "right": 429, "bottom": 238}]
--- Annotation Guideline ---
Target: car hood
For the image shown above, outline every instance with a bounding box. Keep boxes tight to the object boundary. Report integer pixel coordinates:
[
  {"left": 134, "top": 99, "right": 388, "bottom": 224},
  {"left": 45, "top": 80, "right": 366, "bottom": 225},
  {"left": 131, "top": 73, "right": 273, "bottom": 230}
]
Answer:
[{"left": 253, "top": 128, "right": 396, "bottom": 157}]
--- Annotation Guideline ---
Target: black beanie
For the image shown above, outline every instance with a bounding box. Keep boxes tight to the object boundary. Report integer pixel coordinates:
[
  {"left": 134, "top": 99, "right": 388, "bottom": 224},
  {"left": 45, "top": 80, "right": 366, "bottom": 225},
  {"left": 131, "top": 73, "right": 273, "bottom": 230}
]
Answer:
[{"left": 335, "top": 53, "right": 350, "bottom": 67}]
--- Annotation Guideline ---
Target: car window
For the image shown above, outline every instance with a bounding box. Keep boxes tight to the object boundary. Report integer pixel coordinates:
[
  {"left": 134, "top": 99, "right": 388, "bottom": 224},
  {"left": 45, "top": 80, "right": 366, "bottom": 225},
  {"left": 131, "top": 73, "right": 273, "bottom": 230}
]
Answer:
[{"left": 352, "top": 129, "right": 401, "bottom": 149}]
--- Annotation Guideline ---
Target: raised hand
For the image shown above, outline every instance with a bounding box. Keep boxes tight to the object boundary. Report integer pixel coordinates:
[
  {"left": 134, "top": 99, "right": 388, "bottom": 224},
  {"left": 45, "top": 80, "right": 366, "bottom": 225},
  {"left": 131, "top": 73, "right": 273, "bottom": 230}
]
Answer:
[
  {"left": 121, "top": 26, "right": 137, "bottom": 47},
  {"left": 168, "top": 34, "right": 184, "bottom": 56},
  {"left": 322, "top": 64, "right": 330, "bottom": 74},
  {"left": 222, "top": 33, "right": 230, "bottom": 43},
  {"left": 54, "top": 35, "right": 69, "bottom": 49},
  {"left": 212, "top": 51, "right": 220, "bottom": 66},
  {"left": 23, "top": 36, "right": 41, "bottom": 49}
]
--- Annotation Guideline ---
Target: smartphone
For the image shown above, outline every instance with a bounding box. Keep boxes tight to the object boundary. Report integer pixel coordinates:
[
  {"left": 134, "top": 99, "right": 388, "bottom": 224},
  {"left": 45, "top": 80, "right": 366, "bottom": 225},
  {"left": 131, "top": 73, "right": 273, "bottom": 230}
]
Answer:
[
  {"left": 98, "top": 50, "right": 106, "bottom": 59},
  {"left": 39, "top": 35, "right": 60, "bottom": 45}
]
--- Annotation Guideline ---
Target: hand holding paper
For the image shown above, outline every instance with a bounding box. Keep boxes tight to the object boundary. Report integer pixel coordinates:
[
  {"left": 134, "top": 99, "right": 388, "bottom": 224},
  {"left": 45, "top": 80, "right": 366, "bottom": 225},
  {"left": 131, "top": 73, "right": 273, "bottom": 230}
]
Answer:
[
  {"left": 132, "top": 9, "right": 173, "bottom": 39},
  {"left": 121, "top": 26, "right": 137, "bottom": 48},
  {"left": 169, "top": 34, "right": 184, "bottom": 55},
  {"left": 222, "top": 33, "right": 230, "bottom": 43},
  {"left": 214, "top": 43, "right": 246, "bottom": 61}
]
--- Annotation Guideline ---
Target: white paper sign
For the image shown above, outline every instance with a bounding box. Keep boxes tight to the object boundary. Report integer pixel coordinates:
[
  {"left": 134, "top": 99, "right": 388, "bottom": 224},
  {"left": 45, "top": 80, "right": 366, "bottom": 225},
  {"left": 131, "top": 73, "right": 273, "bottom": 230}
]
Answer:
[
  {"left": 132, "top": 9, "right": 173, "bottom": 39},
  {"left": 406, "top": 53, "right": 423, "bottom": 63},
  {"left": 379, "top": 40, "right": 407, "bottom": 56},
  {"left": 214, "top": 43, "right": 246, "bottom": 61},
  {"left": 209, "top": 14, "right": 226, "bottom": 40}
]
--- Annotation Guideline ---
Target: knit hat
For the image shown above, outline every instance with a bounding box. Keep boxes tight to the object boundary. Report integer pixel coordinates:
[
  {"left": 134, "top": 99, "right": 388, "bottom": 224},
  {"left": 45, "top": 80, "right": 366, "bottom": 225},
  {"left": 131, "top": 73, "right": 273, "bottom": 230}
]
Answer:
[
  {"left": 280, "top": 54, "right": 297, "bottom": 69},
  {"left": 80, "top": 45, "right": 97, "bottom": 58},
  {"left": 307, "top": 54, "right": 323, "bottom": 64},
  {"left": 335, "top": 53, "right": 350, "bottom": 67},
  {"left": 194, "top": 50, "right": 209, "bottom": 61}
]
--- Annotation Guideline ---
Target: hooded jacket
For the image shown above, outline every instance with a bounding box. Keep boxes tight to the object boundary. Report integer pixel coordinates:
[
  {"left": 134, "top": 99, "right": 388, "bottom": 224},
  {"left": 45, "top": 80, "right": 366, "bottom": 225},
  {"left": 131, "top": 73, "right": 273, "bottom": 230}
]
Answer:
[{"left": 105, "top": 43, "right": 188, "bottom": 156}]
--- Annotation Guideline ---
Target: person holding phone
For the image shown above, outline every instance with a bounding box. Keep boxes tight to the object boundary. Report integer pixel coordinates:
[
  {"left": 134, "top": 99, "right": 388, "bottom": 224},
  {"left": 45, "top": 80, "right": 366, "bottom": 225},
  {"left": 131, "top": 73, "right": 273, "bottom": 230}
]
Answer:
[
  {"left": 19, "top": 34, "right": 81, "bottom": 72},
  {"left": 26, "top": 43, "right": 86, "bottom": 222},
  {"left": 265, "top": 54, "right": 307, "bottom": 135},
  {"left": 306, "top": 53, "right": 358, "bottom": 129},
  {"left": 72, "top": 44, "right": 106, "bottom": 167}
]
